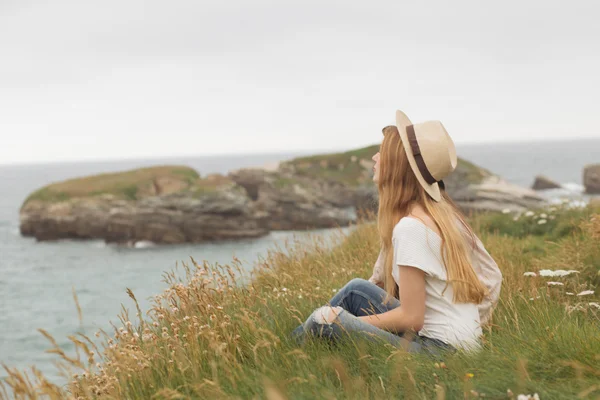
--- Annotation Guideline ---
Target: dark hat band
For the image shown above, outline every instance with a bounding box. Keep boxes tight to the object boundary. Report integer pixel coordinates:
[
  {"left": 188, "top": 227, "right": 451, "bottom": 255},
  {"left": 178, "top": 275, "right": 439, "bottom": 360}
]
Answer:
[{"left": 406, "top": 125, "right": 438, "bottom": 185}]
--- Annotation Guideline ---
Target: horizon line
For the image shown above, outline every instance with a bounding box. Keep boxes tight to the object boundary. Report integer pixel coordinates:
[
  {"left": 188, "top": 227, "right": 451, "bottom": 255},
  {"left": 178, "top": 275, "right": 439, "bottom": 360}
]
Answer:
[{"left": 1, "top": 135, "right": 599, "bottom": 168}]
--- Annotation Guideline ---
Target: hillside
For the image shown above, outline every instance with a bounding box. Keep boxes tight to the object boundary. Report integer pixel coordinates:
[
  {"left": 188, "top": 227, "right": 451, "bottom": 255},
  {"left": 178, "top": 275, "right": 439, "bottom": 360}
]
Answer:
[{"left": 3, "top": 203, "right": 599, "bottom": 398}]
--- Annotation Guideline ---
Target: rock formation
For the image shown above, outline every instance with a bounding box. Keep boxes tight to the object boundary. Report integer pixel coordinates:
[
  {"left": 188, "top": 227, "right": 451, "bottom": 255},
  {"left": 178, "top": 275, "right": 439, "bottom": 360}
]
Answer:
[
  {"left": 20, "top": 147, "right": 545, "bottom": 244},
  {"left": 531, "top": 175, "right": 562, "bottom": 191},
  {"left": 583, "top": 164, "right": 600, "bottom": 194}
]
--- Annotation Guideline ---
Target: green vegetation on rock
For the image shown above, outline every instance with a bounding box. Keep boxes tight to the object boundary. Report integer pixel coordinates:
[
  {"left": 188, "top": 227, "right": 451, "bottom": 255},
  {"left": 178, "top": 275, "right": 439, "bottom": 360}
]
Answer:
[
  {"left": 22, "top": 166, "right": 202, "bottom": 206},
  {"left": 283, "top": 144, "right": 492, "bottom": 186},
  {"left": 282, "top": 145, "right": 377, "bottom": 186}
]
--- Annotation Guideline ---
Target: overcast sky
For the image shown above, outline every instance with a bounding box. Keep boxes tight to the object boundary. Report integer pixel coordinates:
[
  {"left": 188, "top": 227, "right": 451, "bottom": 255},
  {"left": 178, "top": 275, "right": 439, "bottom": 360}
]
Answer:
[{"left": 1, "top": 0, "right": 599, "bottom": 164}]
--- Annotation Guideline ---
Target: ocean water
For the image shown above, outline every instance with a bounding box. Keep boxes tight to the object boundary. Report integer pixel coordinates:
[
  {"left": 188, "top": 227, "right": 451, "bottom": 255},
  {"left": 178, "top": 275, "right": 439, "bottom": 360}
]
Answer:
[{"left": 0, "top": 139, "right": 599, "bottom": 386}]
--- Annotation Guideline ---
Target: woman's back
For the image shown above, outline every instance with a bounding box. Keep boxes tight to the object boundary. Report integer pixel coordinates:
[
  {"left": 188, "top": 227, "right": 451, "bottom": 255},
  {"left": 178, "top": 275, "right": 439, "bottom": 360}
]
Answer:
[{"left": 392, "top": 217, "right": 482, "bottom": 350}]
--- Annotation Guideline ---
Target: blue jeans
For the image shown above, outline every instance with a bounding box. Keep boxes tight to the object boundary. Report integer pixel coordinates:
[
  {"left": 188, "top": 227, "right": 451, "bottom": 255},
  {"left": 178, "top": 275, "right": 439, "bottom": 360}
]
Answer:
[{"left": 291, "top": 278, "right": 453, "bottom": 355}]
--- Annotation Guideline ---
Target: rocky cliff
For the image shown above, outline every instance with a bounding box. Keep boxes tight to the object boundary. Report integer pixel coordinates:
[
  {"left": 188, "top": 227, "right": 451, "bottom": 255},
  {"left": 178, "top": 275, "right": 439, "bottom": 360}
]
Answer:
[
  {"left": 584, "top": 164, "right": 600, "bottom": 194},
  {"left": 20, "top": 147, "right": 545, "bottom": 244}
]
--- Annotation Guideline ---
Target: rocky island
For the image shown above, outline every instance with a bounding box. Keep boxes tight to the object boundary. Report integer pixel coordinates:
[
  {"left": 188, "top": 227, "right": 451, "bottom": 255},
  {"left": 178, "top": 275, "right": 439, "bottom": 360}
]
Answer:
[{"left": 19, "top": 145, "right": 544, "bottom": 244}]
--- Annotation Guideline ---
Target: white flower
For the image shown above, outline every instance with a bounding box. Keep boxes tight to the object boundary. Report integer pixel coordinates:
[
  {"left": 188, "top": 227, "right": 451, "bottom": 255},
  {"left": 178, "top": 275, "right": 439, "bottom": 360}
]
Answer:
[
  {"left": 577, "top": 290, "right": 594, "bottom": 296},
  {"left": 589, "top": 302, "right": 600, "bottom": 310},
  {"left": 281, "top": 287, "right": 288, "bottom": 292},
  {"left": 539, "top": 269, "right": 579, "bottom": 277},
  {"left": 523, "top": 272, "right": 537, "bottom": 277},
  {"left": 513, "top": 216, "right": 520, "bottom": 221},
  {"left": 332, "top": 289, "right": 337, "bottom": 293},
  {"left": 525, "top": 211, "right": 535, "bottom": 217},
  {"left": 547, "top": 281, "right": 564, "bottom": 286},
  {"left": 517, "top": 394, "right": 540, "bottom": 400},
  {"left": 538, "top": 219, "right": 547, "bottom": 225},
  {"left": 540, "top": 213, "right": 547, "bottom": 218},
  {"left": 298, "top": 295, "right": 303, "bottom": 299},
  {"left": 566, "top": 292, "right": 575, "bottom": 296},
  {"left": 502, "top": 208, "right": 511, "bottom": 214}
]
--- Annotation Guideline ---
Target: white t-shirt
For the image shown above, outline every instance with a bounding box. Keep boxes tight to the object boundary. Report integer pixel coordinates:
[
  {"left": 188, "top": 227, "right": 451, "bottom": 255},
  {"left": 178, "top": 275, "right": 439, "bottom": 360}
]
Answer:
[{"left": 392, "top": 217, "right": 482, "bottom": 350}]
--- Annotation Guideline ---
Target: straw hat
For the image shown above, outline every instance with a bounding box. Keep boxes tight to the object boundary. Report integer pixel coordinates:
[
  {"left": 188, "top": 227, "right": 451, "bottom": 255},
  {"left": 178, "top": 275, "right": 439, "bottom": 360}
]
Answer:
[{"left": 395, "top": 110, "right": 457, "bottom": 202}]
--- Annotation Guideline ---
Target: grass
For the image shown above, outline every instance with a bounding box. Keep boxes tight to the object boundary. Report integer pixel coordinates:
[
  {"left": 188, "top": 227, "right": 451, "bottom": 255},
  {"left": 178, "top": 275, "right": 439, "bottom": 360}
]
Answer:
[
  {"left": 22, "top": 166, "right": 201, "bottom": 206},
  {"left": 20, "top": 167, "right": 242, "bottom": 208},
  {"left": 283, "top": 144, "right": 492, "bottom": 187},
  {"left": 2, "top": 205, "right": 600, "bottom": 399}
]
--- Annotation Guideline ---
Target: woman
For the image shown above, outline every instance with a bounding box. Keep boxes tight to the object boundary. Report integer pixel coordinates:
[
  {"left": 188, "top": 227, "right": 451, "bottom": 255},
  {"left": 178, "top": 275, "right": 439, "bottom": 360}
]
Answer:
[{"left": 291, "top": 110, "right": 502, "bottom": 354}]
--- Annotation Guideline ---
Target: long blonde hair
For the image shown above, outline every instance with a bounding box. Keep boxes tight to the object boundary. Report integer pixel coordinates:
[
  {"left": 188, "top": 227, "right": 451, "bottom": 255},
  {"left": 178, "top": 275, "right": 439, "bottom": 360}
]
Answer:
[{"left": 377, "top": 125, "right": 486, "bottom": 304}]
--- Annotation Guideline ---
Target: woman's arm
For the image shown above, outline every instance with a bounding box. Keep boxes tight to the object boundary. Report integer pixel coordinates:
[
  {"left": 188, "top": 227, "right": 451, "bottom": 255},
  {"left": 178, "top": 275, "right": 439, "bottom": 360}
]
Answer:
[
  {"left": 368, "top": 248, "right": 385, "bottom": 288},
  {"left": 360, "top": 265, "right": 426, "bottom": 332}
]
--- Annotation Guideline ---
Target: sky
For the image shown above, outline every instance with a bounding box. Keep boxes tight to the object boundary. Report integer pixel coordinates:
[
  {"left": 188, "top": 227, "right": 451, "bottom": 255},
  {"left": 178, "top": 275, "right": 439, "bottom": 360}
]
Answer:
[{"left": 1, "top": 0, "right": 599, "bottom": 165}]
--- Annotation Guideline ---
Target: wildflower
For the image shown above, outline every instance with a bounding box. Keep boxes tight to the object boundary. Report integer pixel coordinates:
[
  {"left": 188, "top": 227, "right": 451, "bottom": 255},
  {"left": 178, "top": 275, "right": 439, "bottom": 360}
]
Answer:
[
  {"left": 298, "top": 295, "right": 303, "bottom": 299},
  {"left": 549, "top": 215, "right": 555, "bottom": 220},
  {"left": 316, "top": 287, "right": 320, "bottom": 290},
  {"left": 577, "top": 290, "right": 594, "bottom": 296},
  {"left": 523, "top": 272, "right": 537, "bottom": 277},
  {"left": 502, "top": 208, "right": 511, "bottom": 214},
  {"left": 566, "top": 292, "right": 574, "bottom": 296},
  {"left": 589, "top": 302, "right": 600, "bottom": 310},
  {"left": 517, "top": 394, "right": 540, "bottom": 400},
  {"left": 547, "top": 282, "right": 564, "bottom": 286},
  {"left": 465, "top": 373, "right": 474, "bottom": 379},
  {"left": 538, "top": 219, "right": 547, "bottom": 225},
  {"left": 539, "top": 269, "right": 579, "bottom": 277},
  {"left": 282, "top": 287, "right": 288, "bottom": 292},
  {"left": 332, "top": 289, "right": 337, "bottom": 293},
  {"left": 525, "top": 211, "right": 535, "bottom": 217},
  {"left": 513, "top": 216, "right": 520, "bottom": 221},
  {"left": 183, "top": 316, "right": 191, "bottom": 321},
  {"left": 540, "top": 213, "right": 547, "bottom": 218}
]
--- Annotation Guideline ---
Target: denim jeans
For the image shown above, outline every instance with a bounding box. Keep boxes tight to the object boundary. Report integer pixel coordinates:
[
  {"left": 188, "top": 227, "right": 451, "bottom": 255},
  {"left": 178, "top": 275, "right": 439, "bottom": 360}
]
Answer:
[{"left": 291, "top": 278, "right": 453, "bottom": 356}]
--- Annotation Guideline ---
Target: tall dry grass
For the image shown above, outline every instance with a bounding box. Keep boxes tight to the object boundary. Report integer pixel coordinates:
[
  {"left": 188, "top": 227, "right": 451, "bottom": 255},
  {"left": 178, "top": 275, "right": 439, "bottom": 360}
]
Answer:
[{"left": 1, "top": 205, "right": 599, "bottom": 399}]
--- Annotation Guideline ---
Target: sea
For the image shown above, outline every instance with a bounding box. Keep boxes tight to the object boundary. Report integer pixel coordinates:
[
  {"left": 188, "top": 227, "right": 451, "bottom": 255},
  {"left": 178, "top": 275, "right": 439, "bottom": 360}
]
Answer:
[{"left": 0, "top": 138, "right": 599, "bottom": 386}]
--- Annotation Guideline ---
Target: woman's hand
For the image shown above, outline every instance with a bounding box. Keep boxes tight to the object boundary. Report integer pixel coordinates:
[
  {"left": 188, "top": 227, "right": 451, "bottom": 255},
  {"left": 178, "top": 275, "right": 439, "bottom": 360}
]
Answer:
[{"left": 360, "top": 266, "right": 426, "bottom": 333}]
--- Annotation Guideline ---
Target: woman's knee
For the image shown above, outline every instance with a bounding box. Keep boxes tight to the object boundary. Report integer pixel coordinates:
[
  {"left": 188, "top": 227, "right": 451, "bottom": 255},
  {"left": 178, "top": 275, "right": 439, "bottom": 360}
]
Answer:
[
  {"left": 344, "top": 278, "right": 371, "bottom": 292},
  {"left": 311, "top": 306, "right": 344, "bottom": 324}
]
